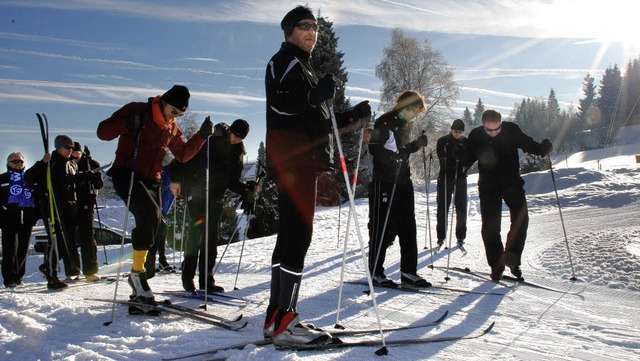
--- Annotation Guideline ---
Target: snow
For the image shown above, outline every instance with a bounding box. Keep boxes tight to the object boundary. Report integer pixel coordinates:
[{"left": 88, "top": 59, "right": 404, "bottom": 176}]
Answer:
[{"left": 2, "top": 133, "right": 640, "bottom": 360}]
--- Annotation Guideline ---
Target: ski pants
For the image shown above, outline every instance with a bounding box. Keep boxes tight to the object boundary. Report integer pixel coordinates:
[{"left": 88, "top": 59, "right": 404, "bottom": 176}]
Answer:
[
  {"left": 368, "top": 180, "right": 418, "bottom": 277},
  {"left": 269, "top": 166, "right": 317, "bottom": 312},
  {"left": 1, "top": 225, "right": 32, "bottom": 286},
  {"left": 76, "top": 202, "right": 98, "bottom": 276},
  {"left": 436, "top": 174, "right": 468, "bottom": 241},
  {"left": 479, "top": 181, "right": 529, "bottom": 269},
  {"left": 182, "top": 195, "right": 223, "bottom": 285},
  {"left": 111, "top": 169, "right": 162, "bottom": 252}
]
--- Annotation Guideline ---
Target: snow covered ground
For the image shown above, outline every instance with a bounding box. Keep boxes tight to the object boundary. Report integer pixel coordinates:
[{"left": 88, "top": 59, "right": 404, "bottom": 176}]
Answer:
[{"left": 1, "top": 140, "right": 639, "bottom": 360}]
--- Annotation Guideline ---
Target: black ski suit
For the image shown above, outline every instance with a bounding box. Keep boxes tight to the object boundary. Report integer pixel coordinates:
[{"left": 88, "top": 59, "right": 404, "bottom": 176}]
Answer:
[
  {"left": 25, "top": 151, "right": 86, "bottom": 278},
  {"left": 467, "top": 121, "right": 548, "bottom": 270},
  {"left": 367, "top": 110, "right": 424, "bottom": 278},
  {"left": 0, "top": 168, "right": 39, "bottom": 287},
  {"left": 170, "top": 123, "right": 249, "bottom": 288},
  {"left": 436, "top": 134, "right": 470, "bottom": 242},
  {"left": 75, "top": 154, "right": 103, "bottom": 277}
]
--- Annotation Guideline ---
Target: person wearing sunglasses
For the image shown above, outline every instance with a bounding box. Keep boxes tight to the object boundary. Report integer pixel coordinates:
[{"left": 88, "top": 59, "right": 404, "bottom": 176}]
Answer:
[
  {"left": 467, "top": 109, "right": 553, "bottom": 281},
  {"left": 435, "top": 119, "right": 471, "bottom": 250},
  {"left": 264, "top": 5, "right": 372, "bottom": 348},
  {"left": 97, "top": 85, "right": 213, "bottom": 314},
  {"left": 25, "top": 135, "right": 89, "bottom": 289},
  {"left": 1, "top": 152, "right": 39, "bottom": 288}
]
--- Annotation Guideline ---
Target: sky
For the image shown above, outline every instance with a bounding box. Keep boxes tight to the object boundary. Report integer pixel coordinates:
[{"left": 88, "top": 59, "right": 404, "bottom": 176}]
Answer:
[
  {"left": 0, "top": 128, "right": 639, "bottom": 360},
  {"left": 1, "top": 0, "right": 639, "bottom": 166}
]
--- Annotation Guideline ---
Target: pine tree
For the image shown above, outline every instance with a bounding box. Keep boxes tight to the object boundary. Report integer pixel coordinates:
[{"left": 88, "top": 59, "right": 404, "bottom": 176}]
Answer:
[
  {"left": 597, "top": 65, "right": 622, "bottom": 146},
  {"left": 620, "top": 58, "right": 640, "bottom": 127},
  {"left": 462, "top": 107, "right": 473, "bottom": 130},
  {"left": 472, "top": 99, "right": 485, "bottom": 128},
  {"left": 576, "top": 73, "right": 598, "bottom": 149},
  {"left": 247, "top": 141, "right": 278, "bottom": 239}
]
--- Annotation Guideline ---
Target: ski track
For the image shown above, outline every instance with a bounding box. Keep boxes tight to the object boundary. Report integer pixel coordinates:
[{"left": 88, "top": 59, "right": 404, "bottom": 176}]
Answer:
[{"left": 1, "top": 166, "right": 640, "bottom": 360}]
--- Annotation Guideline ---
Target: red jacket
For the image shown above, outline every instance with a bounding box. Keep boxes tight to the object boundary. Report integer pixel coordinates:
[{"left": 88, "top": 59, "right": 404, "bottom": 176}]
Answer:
[{"left": 97, "top": 96, "right": 206, "bottom": 180}]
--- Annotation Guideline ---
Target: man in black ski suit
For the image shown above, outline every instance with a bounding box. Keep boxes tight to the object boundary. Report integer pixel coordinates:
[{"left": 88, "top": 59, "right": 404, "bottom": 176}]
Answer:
[
  {"left": 71, "top": 142, "right": 103, "bottom": 282},
  {"left": 170, "top": 119, "right": 255, "bottom": 293},
  {"left": 467, "top": 110, "right": 553, "bottom": 281},
  {"left": 1, "top": 152, "right": 39, "bottom": 288},
  {"left": 263, "top": 5, "right": 372, "bottom": 348},
  {"left": 436, "top": 119, "right": 470, "bottom": 249},
  {"left": 367, "top": 90, "right": 431, "bottom": 289},
  {"left": 25, "top": 135, "right": 97, "bottom": 289}
]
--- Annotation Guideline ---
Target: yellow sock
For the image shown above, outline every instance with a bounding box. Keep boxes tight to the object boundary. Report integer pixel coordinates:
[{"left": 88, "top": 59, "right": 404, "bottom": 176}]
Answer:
[{"left": 132, "top": 249, "right": 148, "bottom": 272}]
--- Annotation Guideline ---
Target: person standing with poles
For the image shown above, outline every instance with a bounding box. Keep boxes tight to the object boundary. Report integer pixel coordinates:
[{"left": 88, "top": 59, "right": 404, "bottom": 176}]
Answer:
[
  {"left": 264, "top": 5, "right": 371, "bottom": 348},
  {"left": 1, "top": 152, "right": 39, "bottom": 288},
  {"left": 367, "top": 90, "right": 431, "bottom": 289},
  {"left": 170, "top": 118, "right": 254, "bottom": 294},
  {"left": 436, "top": 119, "right": 470, "bottom": 251},
  {"left": 71, "top": 142, "right": 103, "bottom": 282},
  {"left": 467, "top": 109, "right": 552, "bottom": 281},
  {"left": 97, "top": 85, "right": 213, "bottom": 315}
]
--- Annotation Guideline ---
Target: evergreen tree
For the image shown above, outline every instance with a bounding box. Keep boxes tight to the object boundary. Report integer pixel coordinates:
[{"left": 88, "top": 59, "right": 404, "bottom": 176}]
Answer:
[
  {"left": 620, "top": 58, "right": 640, "bottom": 127},
  {"left": 472, "top": 99, "right": 484, "bottom": 128},
  {"left": 462, "top": 107, "right": 473, "bottom": 130},
  {"left": 597, "top": 65, "right": 622, "bottom": 146},
  {"left": 247, "top": 141, "right": 279, "bottom": 239},
  {"left": 576, "top": 73, "right": 598, "bottom": 149}
]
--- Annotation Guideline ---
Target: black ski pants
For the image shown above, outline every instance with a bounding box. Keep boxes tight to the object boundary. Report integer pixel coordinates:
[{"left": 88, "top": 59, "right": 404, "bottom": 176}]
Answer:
[
  {"left": 479, "top": 181, "right": 529, "bottom": 269},
  {"left": 269, "top": 166, "right": 317, "bottom": 312},
  {"left": 1, "top": 225, "right": 32, "bottom": 286},
  {"left": 368, "top": 180, "right": 418, "bottom": 277},
  {"left": 76, "top": 202, "right": 98, "bottom": 276},
  {"left": 182, "top": 195, "right": 223, "bottom": 286},
  {"left": 436, "top": 174, "right": 468, "bottom": 242}
]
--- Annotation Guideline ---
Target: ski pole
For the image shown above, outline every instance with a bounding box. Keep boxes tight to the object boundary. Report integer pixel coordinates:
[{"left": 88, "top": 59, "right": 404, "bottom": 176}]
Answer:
[
  {"left": 337, "top": 125, "right": 366, "bottom": 250},
  {"left": 444, "top": 164, "right": 459, "bottom": 282},
  {"left": 105, "top": 131, "right": 141, "bottom": 326},
  {"left": 87, "top": 150, "right": 108, "bottom": 265},
  {"left": 329, "top": 106, "right": 388, "bottom": 355},
  {"left": 203, "top": 136, "right": 211, "bottom": 310},
  {"left": 549, "top": 160, "right": 577, "bottom": 281},
  {"left": 212, "top": 214, "right": 244, "bottom": 276},
  {"left": 232, "top": 211, "right": 252, "bottom": 290}
]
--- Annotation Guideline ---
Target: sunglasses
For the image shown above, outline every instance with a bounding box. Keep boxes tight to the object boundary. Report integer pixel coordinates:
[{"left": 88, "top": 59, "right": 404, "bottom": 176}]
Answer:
[
  {"left": 168, "top": 104, "right": 184, "bottom": 117},
  {"left": 484, "top": 125, "right": 502, "bottom": 133},
  {"left": 296, "top": 22, "right": 318, "bottom": 32},
  {"left": 62, "top": 144, "right": 74, "bottom": 150},
  {"left": 9, "top": 159, "right": 24, "bottom": 164}
]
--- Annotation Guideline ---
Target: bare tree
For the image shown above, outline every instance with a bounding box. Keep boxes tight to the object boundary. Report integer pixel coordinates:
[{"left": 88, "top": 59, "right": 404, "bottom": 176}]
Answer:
[{"left": 375, "top": 28, "right": 459, "bottom": 180}]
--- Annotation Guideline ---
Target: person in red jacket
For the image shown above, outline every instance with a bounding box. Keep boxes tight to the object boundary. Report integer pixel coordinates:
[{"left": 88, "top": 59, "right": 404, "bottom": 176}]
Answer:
[{"left": 97, "top": 85, "right": 213, "bottom": 314}]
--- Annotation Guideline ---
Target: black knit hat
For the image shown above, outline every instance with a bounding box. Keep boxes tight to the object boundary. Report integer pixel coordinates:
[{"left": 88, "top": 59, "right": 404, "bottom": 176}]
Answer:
[
  {"left": 230, "top": 119, "right": 249, "bottom": 139},
  {"left": 281, "top": 5, "right": 316, "bottom": 38},
  {"left": 54, "top": 135, "right": 73, "bottom": 150},
  {"left": 72, "top": 141, "right": 82, "bottom": 152},
  {"left": 451, "top": 119, "right": 465, "bottom": 131},
  {"left": 162, "top": 85, "right": 190, "bottom": 111}
]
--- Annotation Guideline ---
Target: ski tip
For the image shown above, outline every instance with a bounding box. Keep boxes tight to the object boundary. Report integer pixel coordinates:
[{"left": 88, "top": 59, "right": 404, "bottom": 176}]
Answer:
[
  {"left": 484, "top": 321, "right": 496, "bottom": 333},
  {"left": 333, "top": 324, "right": 346, "bottom": 330},
  {"left": 103, "top": 321, "right": 113, "bottom": 326},
  {"left": 375, "top": 346, "right": 389, "bottom": 356}
]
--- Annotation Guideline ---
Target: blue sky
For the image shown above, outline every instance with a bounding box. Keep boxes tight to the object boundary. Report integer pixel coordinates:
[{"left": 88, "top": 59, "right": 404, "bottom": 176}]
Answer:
[{"left": 1, "top": 0, "right": 638, "bottom": 165}]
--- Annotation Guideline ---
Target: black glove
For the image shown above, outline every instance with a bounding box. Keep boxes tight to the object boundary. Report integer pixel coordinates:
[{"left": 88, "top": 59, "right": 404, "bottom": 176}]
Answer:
[
  {"left": 199, "top": 116, "right": 213, "bottom": 138},
  {"left": 83, "top": 145, "right": 91, "bottom": 158},
  {"left": 454, "top": 142, "right": 465, "bottom": 160},
  {"left": 125, "top": 112, "right": 149, "bottom": 132},
  {"left": 415, "top": 135, "right": 429, "bottom": 147},
  {"left": 540, "top": 139, "right": 553, "bottom": 156},
  {"left": 348, "top": 100, "right": 372, "bottom": 125},
  {"left": 309, "top": 73, "right": 336, "bottom": 106}
]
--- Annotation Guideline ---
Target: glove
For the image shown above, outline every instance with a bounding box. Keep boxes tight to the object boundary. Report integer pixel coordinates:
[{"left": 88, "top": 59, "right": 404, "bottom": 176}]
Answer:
[
  {"left": 83, "top": 145, "right": 91, "bottom": 158},
  {"left": 415, "top": 135, "right": 429, "bottom": 147},
  {"left": 199, "top": 116, "right": 213, "bottom": 138},
  {"left": 454, "top": 142, "right": 466, "bottom": 160},
  {"left": 309, "top": 73, "right": 336, "bottom": 106},
  {"left": 540, "top": 139, "right": 553, "bottom": 156},
  {"left": 125, "top": 112, "right": 149, "bottom": 132}
]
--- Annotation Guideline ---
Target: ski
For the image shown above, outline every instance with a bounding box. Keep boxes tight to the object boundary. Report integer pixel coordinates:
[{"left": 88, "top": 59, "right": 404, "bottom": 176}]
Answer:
[
  {"left": 347, "top": 280, "right": 510, "bottom": 296},
  {"left": 158, "top": 302, "right": 243, "bottom": 323},
  {"left": 156, "top": 291, "right": 246, "bottom": 307},
  {"left": 161, "top": 310, "right": 451, "bottom": 360},
  {"left": 171, "top": 288, "right": 258, "bottom": 304},
  {"left": 284, "top": 321, "right": 495, "bottom": 351},
  {"left": 432, "top": 266, "right": 513, "bottom": 288},
  {"left": 85, "top": 298, "right": 247, "bottom": 330},
  {"left": 500, "top": 275, "right": 585, "bottom": 295}
]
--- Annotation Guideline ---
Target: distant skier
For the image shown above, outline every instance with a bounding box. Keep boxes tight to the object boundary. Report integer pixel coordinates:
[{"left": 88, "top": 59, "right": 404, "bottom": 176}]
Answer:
[
  {"left": 367, "top": 90, "right": 431, "bottom": 289},
  {"left": 170, "top": 119, "right": 255, "bottom": 294},
  {"left": 436, "top": 119, "right": 470, "bottom": 250},
  {"left": 97, "top": 85, "right": 212, "bottom": 314},
  {"left": 467, "top": 109, "right": 553, "bottom": 281}
]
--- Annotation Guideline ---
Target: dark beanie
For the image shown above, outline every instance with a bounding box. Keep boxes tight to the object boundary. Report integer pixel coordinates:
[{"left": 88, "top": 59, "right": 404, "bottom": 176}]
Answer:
[
  {"left": 281, "top": 5, "right": 316, "bottom": 38},
  {"left": 54, "top": 135, "right": 73, "bottom": 150},
  {"left": 73, "top": 141, "right": 82, "bottom": 152},
  {"left": 230, "top": 119, "right": 249, "bottom": 139},
  {"left": 162, "top": 85, "right": 190, "bottom": 112},
  {"left": 451, "top": 119, "right": 465, "bottom": 131}
]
